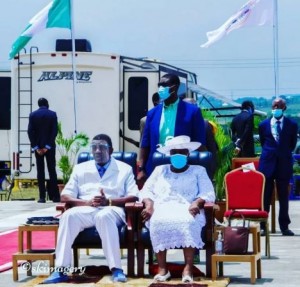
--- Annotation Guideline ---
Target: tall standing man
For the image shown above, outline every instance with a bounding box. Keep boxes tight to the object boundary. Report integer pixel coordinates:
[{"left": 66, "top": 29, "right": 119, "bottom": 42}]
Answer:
[
  {"left": 28, "top": 97, "right": 60, "bottom": 203},
  {"left": 258, "top": 98, "right": 298, "bottom": 236},
  {"left": 138, "top": 74, "right": 206, "bottom": 180}
]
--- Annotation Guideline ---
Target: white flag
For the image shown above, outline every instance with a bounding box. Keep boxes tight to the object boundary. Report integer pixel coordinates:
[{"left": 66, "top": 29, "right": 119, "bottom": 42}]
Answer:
[
  {"left": 9, "top": 0, "right": 71, "bottom": 59},
  {"left": 201, "top": 0, "right": 273, "bottom": 48}
]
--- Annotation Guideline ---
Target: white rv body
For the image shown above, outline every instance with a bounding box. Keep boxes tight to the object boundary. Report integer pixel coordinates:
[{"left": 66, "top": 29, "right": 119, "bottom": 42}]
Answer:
[{"left": 10, "top": 51, "right": 197, "bottom": 180}]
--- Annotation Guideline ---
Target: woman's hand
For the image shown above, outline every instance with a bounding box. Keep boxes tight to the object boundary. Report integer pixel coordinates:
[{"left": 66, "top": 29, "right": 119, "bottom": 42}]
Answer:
[
  {"left": 141, "top": 205, "right": 154, "bottom": 222},
  {"left": 189, "top": 202, "right": 201, "bottom": 217}
]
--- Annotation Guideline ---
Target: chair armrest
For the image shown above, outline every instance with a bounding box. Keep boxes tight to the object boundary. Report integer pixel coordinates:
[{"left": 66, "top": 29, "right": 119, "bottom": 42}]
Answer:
[
  {"left": 204, "top": 202, "right": 214, "bottom": 242},
  {"left": 125, "top": 202, "right": 144, "bottom": 231},
  {"left": 203, "top": 202, "right": 215, "bottom": 278}
]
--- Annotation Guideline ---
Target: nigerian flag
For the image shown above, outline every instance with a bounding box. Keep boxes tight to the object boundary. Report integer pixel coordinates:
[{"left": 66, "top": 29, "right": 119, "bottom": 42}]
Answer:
[{"left": 9, "top": 0, "right": 71, "bottom": 59}]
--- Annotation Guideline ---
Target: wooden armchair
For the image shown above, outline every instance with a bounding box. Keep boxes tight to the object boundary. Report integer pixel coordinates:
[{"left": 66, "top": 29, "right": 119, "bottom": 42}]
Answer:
[
  {"left": 56, "top": 151, "right": 139, "bottom": 277},
  {"left": 135, "top": 151, "right": 215, "bottom": 277}
]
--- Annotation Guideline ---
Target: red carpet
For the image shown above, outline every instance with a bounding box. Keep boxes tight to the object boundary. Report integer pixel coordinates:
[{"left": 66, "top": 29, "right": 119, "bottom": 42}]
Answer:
[{"left": 0, "top": 229, "right": 56, "bottom": 272}]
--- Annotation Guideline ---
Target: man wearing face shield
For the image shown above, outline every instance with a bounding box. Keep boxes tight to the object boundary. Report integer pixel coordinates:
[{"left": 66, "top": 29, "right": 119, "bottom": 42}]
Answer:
[
  {"left": 258, "top": 98, "right": 298, "bottom": 236},
  {"left": 138, "top": 73, "right": 206, "bottom": 181},
  {"left": 43, "top": 134, "right": 139, "bottom": 284}
]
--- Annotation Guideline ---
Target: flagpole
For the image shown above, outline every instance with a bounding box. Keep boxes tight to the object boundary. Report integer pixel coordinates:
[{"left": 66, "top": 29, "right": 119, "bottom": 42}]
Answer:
[
  {"left": 70, "top": 0, "right": 78, "bottom": 134},
  {"left": 273, "top": 0, "right": 279, "bottom": 98}
]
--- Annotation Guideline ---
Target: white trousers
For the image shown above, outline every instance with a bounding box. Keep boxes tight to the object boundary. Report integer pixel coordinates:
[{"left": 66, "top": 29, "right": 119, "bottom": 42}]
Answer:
[{"left": 55, "top": 206, "right": 124, "bottom": 270}]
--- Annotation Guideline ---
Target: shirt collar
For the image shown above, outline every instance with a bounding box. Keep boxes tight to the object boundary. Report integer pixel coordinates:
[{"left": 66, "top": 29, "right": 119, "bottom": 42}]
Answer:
[
  {"left": 164, "top": 98, "right": 179, "bottom": 109},
  {"left": 96, "top": 160, "right": 111, "bottom": 171},
  {"left": 271, "top": 116, "right": 284, "bottom": 124}
]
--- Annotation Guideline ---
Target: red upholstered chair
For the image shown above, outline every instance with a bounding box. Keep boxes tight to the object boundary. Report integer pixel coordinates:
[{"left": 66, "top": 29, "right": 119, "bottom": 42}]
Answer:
[
  {"left": 231, "top": 157, "right": 277, "bottom": 234},
  {"left": 224, "top": 167, "right": 270, "bottom": 258}
]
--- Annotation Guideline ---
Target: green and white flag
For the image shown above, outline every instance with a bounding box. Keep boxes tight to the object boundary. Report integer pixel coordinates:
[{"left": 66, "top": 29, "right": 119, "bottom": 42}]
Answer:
[{"left": 9, "top": 0, "right": 71, "bottom": 59}]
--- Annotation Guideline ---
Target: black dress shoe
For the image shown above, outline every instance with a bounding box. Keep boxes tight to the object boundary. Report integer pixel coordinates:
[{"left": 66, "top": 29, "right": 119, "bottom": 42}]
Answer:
[
  {"left": 282, "top": 229, "right": 294, "bottom": 236},
  {"left": 37, "top": 199, "right": 46, "bottom": 203},
  {"left": 260, "top": 229, "right": 266, "bottom": 236},
  {"left": 52, "top": 197, "right": 61, "bottom": 203}
]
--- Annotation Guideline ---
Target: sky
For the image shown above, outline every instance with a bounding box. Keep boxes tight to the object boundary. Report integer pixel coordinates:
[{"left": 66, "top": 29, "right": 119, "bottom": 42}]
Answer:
[{"left": 1, "top": 0, "right": 300, "bottom": 100}]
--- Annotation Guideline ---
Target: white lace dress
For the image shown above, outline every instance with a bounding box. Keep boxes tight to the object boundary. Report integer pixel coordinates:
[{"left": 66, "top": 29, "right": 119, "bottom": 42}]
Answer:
[{"left": 139, "top": 164, "right": 216, "bottom": 253}]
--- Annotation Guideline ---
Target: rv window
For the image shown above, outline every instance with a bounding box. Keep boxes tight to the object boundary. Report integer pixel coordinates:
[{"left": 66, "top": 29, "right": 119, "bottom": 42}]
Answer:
[
  {"left": 0, "top": 77, "right": 11, "bottom": 130},
  {"left": 128, "top": 77, "right": 148, "bottom": 130}
]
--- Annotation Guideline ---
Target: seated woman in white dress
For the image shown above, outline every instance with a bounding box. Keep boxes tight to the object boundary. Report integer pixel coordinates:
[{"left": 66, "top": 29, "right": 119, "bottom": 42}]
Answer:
[{"left": 139, "top": 135, "right": 216, "bottom": 283}]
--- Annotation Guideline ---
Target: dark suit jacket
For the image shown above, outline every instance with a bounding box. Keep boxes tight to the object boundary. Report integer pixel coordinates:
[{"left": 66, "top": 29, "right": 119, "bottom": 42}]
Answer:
[
  {"left": 28, "top": 106, "right": 58, "bottom": 149},
  {"left": 258, "top": 117, "right": 298, "bottom": 179},
  {"left": 231, "top": 110, "right": 255, "bottom": 157},
  {"left": 141, "top": 99, "right": 206, "bottom": 175}
]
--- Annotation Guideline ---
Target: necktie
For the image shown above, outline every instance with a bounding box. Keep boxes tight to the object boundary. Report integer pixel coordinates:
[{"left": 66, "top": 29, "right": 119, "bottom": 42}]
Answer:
[
  {"left": 276, "top": 121, "right": 281, "bottom": 141},
  {"left": 99, "top": 167, "right": 105, "bottom": 177}
]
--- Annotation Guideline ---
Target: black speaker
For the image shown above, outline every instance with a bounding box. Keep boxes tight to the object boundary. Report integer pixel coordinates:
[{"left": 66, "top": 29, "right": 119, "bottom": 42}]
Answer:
[{"left": 55, "top": 39, "right": 92, "bottom": 52}]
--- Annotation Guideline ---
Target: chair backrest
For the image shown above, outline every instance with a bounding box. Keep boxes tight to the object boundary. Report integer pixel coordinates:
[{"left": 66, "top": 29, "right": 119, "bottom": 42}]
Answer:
[
  {"left": 77, "top": 151, "right": 137, "bottom": 178},
  {"left": 224, "top": 167, "right": 265, "bottom": 210},
  {"left": 231, "top": 157, "right": 260, "bottom": 170},
  {"left": 152, "top": 151, "right": 212, "bottom": 176}
]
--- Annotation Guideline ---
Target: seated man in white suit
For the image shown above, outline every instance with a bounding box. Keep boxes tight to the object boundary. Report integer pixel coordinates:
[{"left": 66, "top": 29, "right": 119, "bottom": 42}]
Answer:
[{"left": 43, "top": 134, "right": 139, "bottom": 284}]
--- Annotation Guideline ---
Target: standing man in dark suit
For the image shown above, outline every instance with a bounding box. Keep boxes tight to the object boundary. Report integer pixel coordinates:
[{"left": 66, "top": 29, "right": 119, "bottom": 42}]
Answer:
[
  {"left": 258, "top": 98, "right": 298, "bottom": 236},
  {"left": 231, "top": 100, "right": 255, "bottom": 157},
  {"left": 138, "top": 74, "right": 206, "bottom": 180},
  {"left": 28, "top": 98, "right": 60, "bottom": 203}
]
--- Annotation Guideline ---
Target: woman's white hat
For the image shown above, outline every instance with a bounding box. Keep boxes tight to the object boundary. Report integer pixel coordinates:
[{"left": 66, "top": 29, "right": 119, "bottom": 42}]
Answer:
[{"left": 157, "top": 135, "right": 201, "bottom": 155}]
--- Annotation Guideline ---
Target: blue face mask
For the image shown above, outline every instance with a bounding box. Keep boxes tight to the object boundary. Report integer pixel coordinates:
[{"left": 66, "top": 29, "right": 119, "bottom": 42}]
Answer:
[
  {"left": 272, "top": 109, "right": 283, "bottom": 118},
  {"left": 170, "top": 154, "right": 188, "bottom": 169},
  {"left": 158, "top": 86, "right": 171, "bottom": 101}
]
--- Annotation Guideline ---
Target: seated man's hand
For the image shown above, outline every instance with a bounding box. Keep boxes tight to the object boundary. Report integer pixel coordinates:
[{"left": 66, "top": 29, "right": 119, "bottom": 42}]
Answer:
[{"left": 91, "top": 195, "right": 108, "bottom": 207}]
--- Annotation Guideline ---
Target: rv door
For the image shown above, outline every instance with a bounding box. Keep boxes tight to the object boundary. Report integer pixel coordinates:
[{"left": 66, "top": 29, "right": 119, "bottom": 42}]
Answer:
[{"left": 121, "top": 72, "right": 158, "bottom": 153}]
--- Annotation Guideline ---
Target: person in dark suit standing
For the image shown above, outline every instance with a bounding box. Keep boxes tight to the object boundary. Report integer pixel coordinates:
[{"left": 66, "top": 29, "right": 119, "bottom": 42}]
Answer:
[
  {"left": 138, "top": 74, "right": 206, "bottom": 180},
  {"left": 139, "top": 92, "right": 160, "bottom": 145},
  {"left": 28, "top": 98, "right": 60, "bottom": 203},
  {"left": 231, "top": 100, "right": 255, "bottom": 157},
  {"left": 258, "top": 98, "right": 298, "bottom": 236}
]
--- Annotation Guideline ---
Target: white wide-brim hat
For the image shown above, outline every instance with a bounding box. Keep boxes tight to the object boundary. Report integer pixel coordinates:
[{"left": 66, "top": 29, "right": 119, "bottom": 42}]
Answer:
[{"left": 157, "top": 135, "right": 201, "bottom": 155}]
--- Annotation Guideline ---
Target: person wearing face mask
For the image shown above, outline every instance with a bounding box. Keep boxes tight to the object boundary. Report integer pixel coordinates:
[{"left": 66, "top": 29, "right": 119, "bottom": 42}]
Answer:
[
  {"left": 139, "top": 136, "right": 215, "bottom": 283},
  {"left": 138, "top": 74, "right": 206, "bottom": 182},
  {"left": 258, "top": 98, "right": 298, "bottom": 236},
  {"left": 42, "top": 134, "right": 139, "bottom": 284},
  {"left": 230, "top": 100, "right": 256, "bottom": 157}
]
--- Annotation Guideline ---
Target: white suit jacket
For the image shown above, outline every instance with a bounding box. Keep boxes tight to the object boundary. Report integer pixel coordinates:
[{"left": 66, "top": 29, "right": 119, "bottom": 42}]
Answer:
[{"left": 61, "top": 157, "right": 139, "bottom": 222}]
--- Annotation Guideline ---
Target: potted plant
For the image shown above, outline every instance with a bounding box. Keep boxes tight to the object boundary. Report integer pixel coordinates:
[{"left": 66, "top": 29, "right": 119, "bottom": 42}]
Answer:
[{"left": 56, "top": 122, "right": 89, "bottom": 185}]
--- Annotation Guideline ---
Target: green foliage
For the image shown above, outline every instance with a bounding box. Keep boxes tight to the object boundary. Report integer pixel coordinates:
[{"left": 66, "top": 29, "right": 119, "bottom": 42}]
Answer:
[
  {"left": 202, "top": 110, "right": 234, "bottom": 200},
  {"left": 56, "top": 122, "right": 89, "bottom": 184},
  {"left": 293, "top": 161, "right": 300, "bottom": 175},
  {"left": 214, "top": 131, "right": 234, "bottom": 200}
]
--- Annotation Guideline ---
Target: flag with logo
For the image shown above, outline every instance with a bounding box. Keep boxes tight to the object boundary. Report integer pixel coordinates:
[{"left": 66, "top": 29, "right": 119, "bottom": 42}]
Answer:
[
  {"left": 201, "top": 0, "right": 273, "bottom": 48},
  {"left": 9, "top": 0, "right": 71, "bottom": 59}
]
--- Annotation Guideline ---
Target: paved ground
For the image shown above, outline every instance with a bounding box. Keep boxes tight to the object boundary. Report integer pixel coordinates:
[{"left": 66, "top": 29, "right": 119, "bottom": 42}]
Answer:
[{"left": 0, "top": 199, "right": 300, "bottom": 286}]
